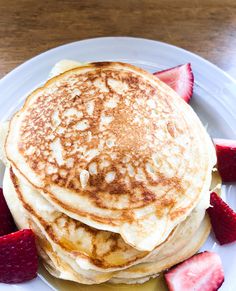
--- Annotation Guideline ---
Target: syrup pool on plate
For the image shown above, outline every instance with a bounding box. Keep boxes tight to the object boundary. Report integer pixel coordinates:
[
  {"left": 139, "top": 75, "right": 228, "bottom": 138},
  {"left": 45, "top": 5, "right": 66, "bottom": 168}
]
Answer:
[{"left": 39, "top": 266, "right": 168, "bottom": 291}]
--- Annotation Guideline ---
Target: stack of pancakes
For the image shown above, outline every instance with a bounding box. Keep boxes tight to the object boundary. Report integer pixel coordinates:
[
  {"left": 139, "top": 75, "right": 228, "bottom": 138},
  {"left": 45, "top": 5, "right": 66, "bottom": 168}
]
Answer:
[{"left": 0, "top": 62, "right": 216, "bottom": 284}]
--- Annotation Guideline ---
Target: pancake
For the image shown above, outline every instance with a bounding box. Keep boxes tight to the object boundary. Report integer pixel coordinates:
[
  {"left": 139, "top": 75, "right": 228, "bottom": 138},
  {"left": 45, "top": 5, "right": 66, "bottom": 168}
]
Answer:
[
  {"left": 8, "top": 166, "right": 149, "bottom": 271},
  {"left": 0, "top": 122, "right": 9, "bottom": 165},
  {"left": 110, "top": 215, "right": 211, "bottom": 283},
  {"left": 3, "top": 165, "right": 211, "bottom": 284},
  {"left": 4, "top": 165, "right": 208, "bottom": 273},
  {"left": 5, "top": 62, "right": 216, "bottom": 251}
]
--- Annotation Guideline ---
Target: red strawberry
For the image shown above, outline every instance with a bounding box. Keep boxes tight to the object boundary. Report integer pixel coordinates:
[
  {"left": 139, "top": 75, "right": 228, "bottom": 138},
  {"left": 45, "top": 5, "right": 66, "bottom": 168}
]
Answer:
[
  {"left": 0, "top": 229, "right": 38, "bottom": 283},
  {"left": 207, "top": 192, "right": 236, "bottom": 245},
  {"left": 164, "top": 251, "right": 224, "bottom": 291},
  {"left": 154, "top": 63, "right": 194, "bottom": 103},
  {"left": 214, "top": 138, "right": 236, "bottom": 182},
  {"left": 0, "top": 188, "right": 16, "bottom": 236}
]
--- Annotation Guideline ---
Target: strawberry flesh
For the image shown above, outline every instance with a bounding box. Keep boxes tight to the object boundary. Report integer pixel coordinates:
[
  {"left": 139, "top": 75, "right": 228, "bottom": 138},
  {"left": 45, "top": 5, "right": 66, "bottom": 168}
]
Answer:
[
  {"left": 0, "top": 188, "right": 16, "bottom": 236},
  {"left": 207, "top": 192, "right": 236, "bottom": 245},
  {"left": 153, "top": 63, "right": 194, "bottom": 103},
  {"left": 214, "top": 138, "right": 236, "bottom": 182},
  {"left": 164, "top": 251, "right": 224, "bottom": 291},
  {"left": 0, "top": 229, "right": 38, "bottom": 283}
]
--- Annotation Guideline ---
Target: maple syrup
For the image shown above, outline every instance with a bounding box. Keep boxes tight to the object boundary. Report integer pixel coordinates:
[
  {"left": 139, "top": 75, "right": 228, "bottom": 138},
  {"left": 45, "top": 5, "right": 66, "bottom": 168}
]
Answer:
[{"left": 39, "top": 265, "right": 168, "bottom": 291}]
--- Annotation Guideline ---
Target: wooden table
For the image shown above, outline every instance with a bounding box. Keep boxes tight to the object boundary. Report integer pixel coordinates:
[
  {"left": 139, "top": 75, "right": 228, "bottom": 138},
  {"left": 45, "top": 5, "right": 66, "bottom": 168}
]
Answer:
[{"left": 0, "top": 0, "right": 236, "bottom": 79}]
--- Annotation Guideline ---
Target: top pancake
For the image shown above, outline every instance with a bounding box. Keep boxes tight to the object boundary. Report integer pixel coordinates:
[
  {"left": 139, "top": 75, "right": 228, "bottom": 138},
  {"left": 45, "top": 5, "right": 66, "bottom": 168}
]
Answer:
[{"left": 5, "top": 62, "right": 216, "bottom": 251}]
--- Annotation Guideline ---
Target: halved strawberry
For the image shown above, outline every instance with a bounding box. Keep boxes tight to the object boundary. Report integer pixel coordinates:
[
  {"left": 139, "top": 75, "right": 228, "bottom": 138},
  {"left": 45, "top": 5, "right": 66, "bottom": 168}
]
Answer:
[
  {"left": 0, "top": 188, "right": 16, "bottom": 236},
  {"left": 154, "top": 63, "right": 194, "bottom": 103},
  {"left": 214, "top": 138, "right": 236, "bottom": 182},
  {"left": 207, "top": 192, "right": 236, "bottom": 245},
  {"left": 0, "top": 229, "right": 38, "bottom": 283},
  {"left": 164, "top": 251, "right": 224, "bottom": 291}
]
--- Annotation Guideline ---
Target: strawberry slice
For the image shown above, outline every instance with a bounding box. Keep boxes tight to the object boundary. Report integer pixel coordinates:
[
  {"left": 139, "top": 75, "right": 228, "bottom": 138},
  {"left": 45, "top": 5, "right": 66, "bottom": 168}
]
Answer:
[
  {"left": 207, "top": 192, "right": 236, "bottom": 245},
  {"left": 0, "top": 229, "right": 38, "bottom": 283},
  {"left": 164, "top": 251, "right": 224, "bottom": 291},
  {"left": 214, "top": 138, "right": 236, "bottom": 182},
  {"left": 0, "top": 188, "right": 16, "bottom": 236},
  {"left": 154, "top": 63, "right": 194, "bottom": 103}
]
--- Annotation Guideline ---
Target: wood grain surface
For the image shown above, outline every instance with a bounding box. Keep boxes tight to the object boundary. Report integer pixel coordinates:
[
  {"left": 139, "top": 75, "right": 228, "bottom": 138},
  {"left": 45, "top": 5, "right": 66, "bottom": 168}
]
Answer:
[{"left": 0, "top": 0, "right": 236, "bottom": 79}]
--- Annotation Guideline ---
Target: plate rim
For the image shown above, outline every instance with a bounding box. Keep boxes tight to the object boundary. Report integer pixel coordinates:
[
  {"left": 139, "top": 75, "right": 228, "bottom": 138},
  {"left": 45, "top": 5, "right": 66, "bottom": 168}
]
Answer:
[{"left": 1, "top": 36, "right": 236, "bottom": 85}]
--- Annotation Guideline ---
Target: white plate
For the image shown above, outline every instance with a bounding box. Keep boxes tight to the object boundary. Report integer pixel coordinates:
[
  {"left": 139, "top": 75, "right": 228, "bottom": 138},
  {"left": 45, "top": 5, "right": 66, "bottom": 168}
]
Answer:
[{"left": 0, "top": 37, "right": 235, "bottom": 290}]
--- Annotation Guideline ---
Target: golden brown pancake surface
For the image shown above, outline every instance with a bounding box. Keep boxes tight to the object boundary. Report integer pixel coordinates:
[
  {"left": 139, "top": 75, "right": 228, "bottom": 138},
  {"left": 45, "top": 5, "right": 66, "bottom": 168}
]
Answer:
[{"left": 6, "top": 62, "right": 216, "bottom": 251}]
